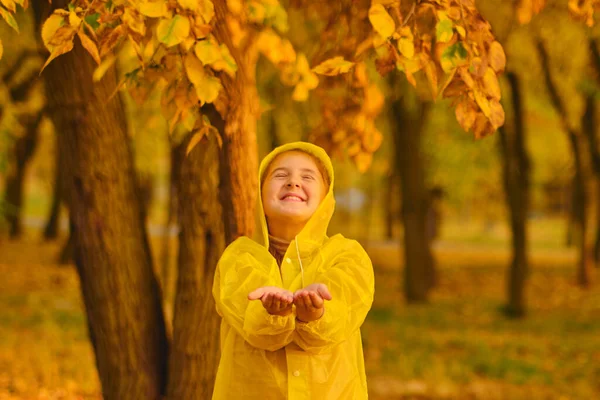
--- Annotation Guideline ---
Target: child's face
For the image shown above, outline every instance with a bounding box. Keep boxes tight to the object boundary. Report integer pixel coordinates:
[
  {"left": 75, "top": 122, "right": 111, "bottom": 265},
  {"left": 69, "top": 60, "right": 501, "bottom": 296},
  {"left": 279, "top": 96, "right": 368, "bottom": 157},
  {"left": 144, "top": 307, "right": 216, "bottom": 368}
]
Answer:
[{"left": 262, "top": 151, "right": 327, "bottom": 226}]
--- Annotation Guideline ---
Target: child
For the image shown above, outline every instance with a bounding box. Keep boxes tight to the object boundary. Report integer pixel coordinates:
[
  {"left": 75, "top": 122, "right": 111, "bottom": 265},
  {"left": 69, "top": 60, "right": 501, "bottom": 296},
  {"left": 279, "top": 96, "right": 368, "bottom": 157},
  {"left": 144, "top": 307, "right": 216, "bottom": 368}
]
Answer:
[{"left": 212, "top": 142, "right": 375, "bottom": 400}]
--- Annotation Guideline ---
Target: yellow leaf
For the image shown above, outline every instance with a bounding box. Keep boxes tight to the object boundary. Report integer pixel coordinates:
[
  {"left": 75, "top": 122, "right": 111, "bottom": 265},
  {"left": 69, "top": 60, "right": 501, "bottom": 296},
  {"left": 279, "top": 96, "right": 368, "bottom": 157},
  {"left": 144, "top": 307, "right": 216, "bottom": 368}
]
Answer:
[
  {"left": 488, "top": 41, "right": 506, "bottom": 73},
  {"left": 0, "top": 39, "right": 3, "bottom": 60},
  {"left": 0, "top": 6, "right": 19, "bottom": 32},
  {"left": 483, "top": 68, "right": 501, "bottom": 100},
  {"left": 488, "top": 99, "right": 505, "bottom": 129},
  {"left": 184, "top": 54, "right": 222, "bottom": 104},
  {"left": 363, "top": 84, "right": 384, "bottom": 117},
  {"left": 212, "top": 44, "right": 237, "bottom": 77},
  {"left": 123, "top": 8, "right": 146, "bottom": 36},
  {"left": 139, "top": 0, "right": 169, "bottom": 18},
  {"left": 42, "top": 14, "right": 66, "bottom": 51},
  {"left": 397, "top": 26, "right": 414, "bottom": 58},
  {"left": 195, "top": 39, "right": 222, "bottom": 65},
  {"left": 368, "top": 4, "right": 395, "bottom": 38},
  {"left": 69, "top": 10, "right": 81, "bottom": 27},
  {"left": 362, "top": 127, "right": 383, "bottom": 153},
  {"left": 78, "top": 30, "right": 101, "bottom": 64},
  {"left": 257, "top": 30, "right": 295, "bottom": 65},
  {"left": 353, "top": 151, "right": 373, "bottom": 173},
  {"left": 178, "top": 0, "right": 199, "bottom": 10},
  {"left": 157, "top": 15, "right": 190, "bottom": 47},
  {"left": 292, "top": 84, "right": 309, "bottom": 101},
  {"left": 199, "top": 0, "right": 215, "bottom": 23},
  {"left": 398, "top": 37, "right": 414, "bottom": 59},
  {"left": 473, "top": 89, "right": 491, "bottom": 118},
  {"left": 41, "top": 40, "right": 74, "bottom": 73},
  {"left": 0, "top": 0, "right": 16, "bottom": 13},
  {"left": 186, "top": 127, "right": 209, "bottom": 155},
  {"left": 143, "top": 36, "right": 157, "bottom": 62},
  {"left": 312, "top": 56, "right": 354, "bottom": 76},
  {"left": 455, "top": 99, "right": 477, "bottom": 132},
  {"left": 227, "top": 0, "right": 243, "bottom": 15},
  {"left": 93, "top": 55, "right": 116, "bottom": 81},
  {"left": 423, "top": 58, "right": 438, "bottom": 99},
  {"left": 181, "top": 36, "right": 195, "bottom": 52}
]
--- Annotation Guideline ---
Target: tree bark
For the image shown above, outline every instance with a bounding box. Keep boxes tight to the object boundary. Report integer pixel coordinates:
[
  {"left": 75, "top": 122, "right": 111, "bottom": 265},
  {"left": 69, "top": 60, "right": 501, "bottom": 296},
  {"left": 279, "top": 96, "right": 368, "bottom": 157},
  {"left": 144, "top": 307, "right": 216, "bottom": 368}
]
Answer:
[
  {"left": 166, "top": 131, "right": 225, "bottom": 399},
  {"left": 391, "top": 90, "right": 435, "bottom": 303},
  {"left": 537, "top": 41, "right": 594, "bottom": 286},
  {"left": 585, "top": 39, "right": 600, "bottom": 265},
  {"left": 34, "top": 2, "right": 169, "bottom": 398},
  {"left": 498, "top": 72, "right": 530, "bottom": 317},
  {"left": 44, "top": 140, "right": 62, "bottom": 240},
  {"left": 3, "top": 113, "right": 42, "bottom": 238},
  {"left": 213, "top": 0, "right": 259, "bottom": 242}
]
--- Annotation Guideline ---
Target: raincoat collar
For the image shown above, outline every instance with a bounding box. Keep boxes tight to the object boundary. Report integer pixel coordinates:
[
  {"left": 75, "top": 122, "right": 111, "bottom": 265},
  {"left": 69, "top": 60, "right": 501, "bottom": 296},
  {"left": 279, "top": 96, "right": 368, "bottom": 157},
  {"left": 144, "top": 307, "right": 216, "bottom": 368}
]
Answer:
[{"left": 254, "top": 142, "right": 335, "bottom": 257}]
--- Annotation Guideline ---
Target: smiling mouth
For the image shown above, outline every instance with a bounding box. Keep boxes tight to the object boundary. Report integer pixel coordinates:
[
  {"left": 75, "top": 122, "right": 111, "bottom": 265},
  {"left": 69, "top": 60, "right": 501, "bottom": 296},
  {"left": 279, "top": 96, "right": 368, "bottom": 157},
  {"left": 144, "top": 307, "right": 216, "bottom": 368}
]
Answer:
[{"left": 281, "top": 194, "right": 305, "bottom": 202}]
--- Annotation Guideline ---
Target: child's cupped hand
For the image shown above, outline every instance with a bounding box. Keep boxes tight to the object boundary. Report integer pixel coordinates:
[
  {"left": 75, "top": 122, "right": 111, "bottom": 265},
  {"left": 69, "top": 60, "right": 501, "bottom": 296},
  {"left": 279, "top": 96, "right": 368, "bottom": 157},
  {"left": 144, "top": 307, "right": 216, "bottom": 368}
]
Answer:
[
  {"left": 294, "top": 283, "right": 332, "bottom": 322},
  {"left": 248, "top": 286, "right": 294, "bottom": 316},
  {"left": 248, "top": 283, "right": 332, "bottom": 322}
]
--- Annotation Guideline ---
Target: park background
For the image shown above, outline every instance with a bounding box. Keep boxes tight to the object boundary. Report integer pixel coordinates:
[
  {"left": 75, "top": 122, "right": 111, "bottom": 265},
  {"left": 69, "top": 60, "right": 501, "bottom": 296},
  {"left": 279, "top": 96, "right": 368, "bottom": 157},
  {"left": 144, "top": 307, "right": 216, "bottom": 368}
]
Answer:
[{"left": 1, "top": 0, "right": 599, "bottom": 399}]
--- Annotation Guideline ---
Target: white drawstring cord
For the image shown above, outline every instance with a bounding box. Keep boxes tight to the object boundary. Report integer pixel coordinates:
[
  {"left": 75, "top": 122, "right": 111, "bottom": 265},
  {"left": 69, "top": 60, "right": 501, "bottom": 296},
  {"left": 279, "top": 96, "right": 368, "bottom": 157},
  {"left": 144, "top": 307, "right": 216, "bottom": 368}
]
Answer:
[{"left": 295, "top": 236, "right": 305, "bottom": 288}]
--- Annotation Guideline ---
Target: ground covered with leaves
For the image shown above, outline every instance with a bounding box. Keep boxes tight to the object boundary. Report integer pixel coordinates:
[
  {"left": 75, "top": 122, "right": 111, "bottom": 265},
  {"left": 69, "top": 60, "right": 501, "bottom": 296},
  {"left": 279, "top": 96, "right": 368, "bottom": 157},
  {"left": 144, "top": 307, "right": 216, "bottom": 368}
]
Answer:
[{"left": 1, "top": 236, "right": 599, "bottom": 399}]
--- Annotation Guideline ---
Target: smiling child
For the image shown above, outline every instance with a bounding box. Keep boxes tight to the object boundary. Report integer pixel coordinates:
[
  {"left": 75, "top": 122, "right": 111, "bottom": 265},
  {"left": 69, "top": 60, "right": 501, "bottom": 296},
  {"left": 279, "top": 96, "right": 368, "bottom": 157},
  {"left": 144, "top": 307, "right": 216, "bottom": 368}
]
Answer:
[{"left": 212, "top": 142, "right": 375, "bottom": 400}]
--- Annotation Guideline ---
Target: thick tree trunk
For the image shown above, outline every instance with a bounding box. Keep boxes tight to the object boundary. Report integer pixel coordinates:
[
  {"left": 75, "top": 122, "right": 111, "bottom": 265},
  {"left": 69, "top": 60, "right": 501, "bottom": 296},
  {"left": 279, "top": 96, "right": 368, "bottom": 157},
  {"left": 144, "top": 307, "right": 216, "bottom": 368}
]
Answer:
[
  {"left": 3, "top": 113, "right": 42, "bottom": 238},
  {"left": 159, "top": 142, "right": 183, "bottom": 334},
  {"left": 166, "top": 132, "right": 225, "bottom": 399},
  {"left": 498, "top": 72, "right": 530, "bottom": 317},
  {"left": 213, "top": 0, "right": 259, "bottom": 242},
  {"left": 586, "top": 39, "right": 600, "bottom": 265},
  {"left": 44, "top": 142, "right": 62, "bottom": 240},
  {"left": 391, "top": 91, "right": 435, "bottom": 303},
  {"left": 34, "top": 3, "right": 168, "bottom": 398},
  {"left": 538, "top": 41, "right": 594, "bottom": 286}
]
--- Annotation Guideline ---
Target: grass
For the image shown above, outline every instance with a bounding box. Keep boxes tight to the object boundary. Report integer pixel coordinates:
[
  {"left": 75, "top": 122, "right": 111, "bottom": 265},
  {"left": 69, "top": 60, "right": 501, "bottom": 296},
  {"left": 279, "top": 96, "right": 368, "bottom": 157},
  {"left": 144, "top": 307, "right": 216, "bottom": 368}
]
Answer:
[{"left": 1, "top": 229, "right": 599, "bottom": 399}]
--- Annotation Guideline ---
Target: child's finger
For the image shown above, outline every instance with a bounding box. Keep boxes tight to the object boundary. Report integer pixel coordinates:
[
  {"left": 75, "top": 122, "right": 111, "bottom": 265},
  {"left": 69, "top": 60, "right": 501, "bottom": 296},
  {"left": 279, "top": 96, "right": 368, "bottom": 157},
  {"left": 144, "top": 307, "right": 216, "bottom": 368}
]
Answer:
[
  {"left": 317, "top": 284, "right": 332, "bottom": 301},
  {"left": 248, "top": 287, "right": 265, "bottom": 300},
  {"left": 309, "top": 292, "right": 324, "bottom": 308},
  {"left": 272, "top": 295, "right": 282, "bottom": 310},
  {"left": 301, "top": 292, "right": 313, "bottom": 309},
  {"left": 293, "top": 290, "right": 307, "bottom": 305},
  {"left": 262, "top": 292, "right": 274, "bottom": 309}
]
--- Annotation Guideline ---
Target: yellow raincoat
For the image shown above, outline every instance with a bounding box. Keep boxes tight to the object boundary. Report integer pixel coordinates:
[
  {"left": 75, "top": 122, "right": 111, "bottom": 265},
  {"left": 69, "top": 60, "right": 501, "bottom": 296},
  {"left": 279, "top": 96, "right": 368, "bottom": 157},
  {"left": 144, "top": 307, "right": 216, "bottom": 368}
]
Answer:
[{"left": 212, "top": 142, "right": 375, "bottom": 400}]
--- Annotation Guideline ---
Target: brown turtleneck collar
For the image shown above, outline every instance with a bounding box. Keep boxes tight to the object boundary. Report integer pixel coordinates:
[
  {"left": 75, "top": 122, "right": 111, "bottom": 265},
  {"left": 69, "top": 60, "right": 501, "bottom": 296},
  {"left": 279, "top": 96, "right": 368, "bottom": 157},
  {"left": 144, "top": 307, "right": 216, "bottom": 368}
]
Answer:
[{"left": 268, "top": 234, "right": 291, "bottom": 266}]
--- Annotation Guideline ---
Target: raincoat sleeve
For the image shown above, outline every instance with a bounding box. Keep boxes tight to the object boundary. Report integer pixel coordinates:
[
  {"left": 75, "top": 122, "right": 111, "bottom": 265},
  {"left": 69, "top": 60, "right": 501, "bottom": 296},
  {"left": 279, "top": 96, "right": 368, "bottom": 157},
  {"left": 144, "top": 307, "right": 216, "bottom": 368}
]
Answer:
[
  {"left": 213, "top": 238, "right": 296, "bottom": 351},
  {"left": 294, "top": 239, "right": 374, "bottom": 354}
]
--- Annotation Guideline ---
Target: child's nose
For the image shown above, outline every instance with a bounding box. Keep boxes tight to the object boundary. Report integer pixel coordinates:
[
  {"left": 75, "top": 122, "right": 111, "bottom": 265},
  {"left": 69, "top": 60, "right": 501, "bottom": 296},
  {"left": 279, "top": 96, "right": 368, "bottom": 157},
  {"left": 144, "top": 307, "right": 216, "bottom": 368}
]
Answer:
[{"left": 286, "top": 181, "right": 300, "bottom": 188}]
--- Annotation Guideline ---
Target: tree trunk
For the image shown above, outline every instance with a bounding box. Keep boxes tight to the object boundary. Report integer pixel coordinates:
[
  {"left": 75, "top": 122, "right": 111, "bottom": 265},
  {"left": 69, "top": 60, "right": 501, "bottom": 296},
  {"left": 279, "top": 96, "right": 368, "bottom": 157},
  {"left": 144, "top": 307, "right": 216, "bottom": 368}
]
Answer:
[
  {"left": 585, "top": 39, "right": 600, "bottom": 265},
  {"left": 498, "top": 72, "right": 530, "bottom": 317},
  {"left": 3, "top": 113, "right": 42, "bottom": 238},
  {"left": 44, "top": 140, "right": 62, "bottom": 240},
  {"left": 166, "top": 131, "right": 225, "bottom": 399},
  {"left": 160, "top": 142, "right": 183, "bottom": 335},
  {"left": 538, "top": 41, "right": 594, "bottom": 286},
  {"left": 391, "top": 90, "right": 435, "bottom": 303},
  {"left": 34, "top": 3, "right": 168, "bottom": 398},
  {"left": 213, "top": 0, "right": 259, "bottom": 242}
]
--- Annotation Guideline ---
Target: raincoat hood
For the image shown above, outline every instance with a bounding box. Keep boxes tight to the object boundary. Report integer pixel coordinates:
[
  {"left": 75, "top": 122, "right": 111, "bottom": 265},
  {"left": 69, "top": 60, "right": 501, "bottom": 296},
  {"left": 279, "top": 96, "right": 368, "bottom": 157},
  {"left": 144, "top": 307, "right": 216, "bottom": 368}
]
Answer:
[{"left": 254, "top": 142, "right": 335, "bottom": 255}]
